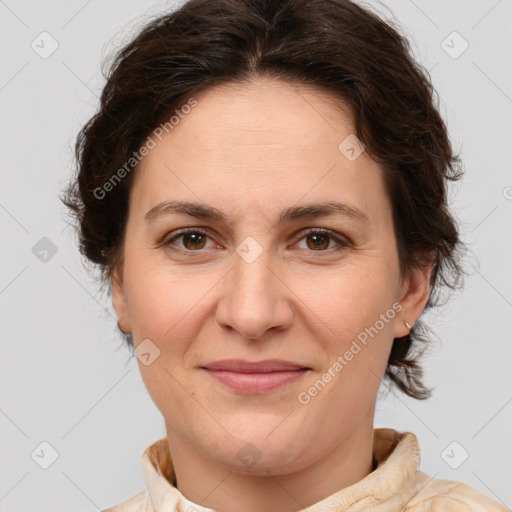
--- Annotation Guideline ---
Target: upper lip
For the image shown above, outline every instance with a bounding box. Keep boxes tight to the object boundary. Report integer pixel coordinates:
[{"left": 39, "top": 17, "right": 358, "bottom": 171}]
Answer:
[{"left": 201, "top": 359, "right": 310, "bottom": 373}]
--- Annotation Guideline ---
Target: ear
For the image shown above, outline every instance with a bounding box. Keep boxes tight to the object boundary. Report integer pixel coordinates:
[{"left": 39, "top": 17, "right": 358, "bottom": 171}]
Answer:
[
  {"left": 394, "top": 258, "right": 433, "bottom": 338},
  {"left": 111, "top": 264, "right": 132, "bottom": 334}
]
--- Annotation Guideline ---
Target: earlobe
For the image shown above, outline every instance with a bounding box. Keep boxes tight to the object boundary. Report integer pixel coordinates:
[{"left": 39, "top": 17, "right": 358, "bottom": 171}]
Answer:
[
  {"left": 111, "top": 265, "right": 131, "bottom": 334},
  {"left": 395, "top": 262, "right": 433, "bottom": 338}
]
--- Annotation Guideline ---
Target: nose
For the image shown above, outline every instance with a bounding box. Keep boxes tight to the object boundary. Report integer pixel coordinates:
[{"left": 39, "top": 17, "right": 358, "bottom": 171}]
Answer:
[{"left": 215, "top": 244, "right": 294, "bottom": 340}]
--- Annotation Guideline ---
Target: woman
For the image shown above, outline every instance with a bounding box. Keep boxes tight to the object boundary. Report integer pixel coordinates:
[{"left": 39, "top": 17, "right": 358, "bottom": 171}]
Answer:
[{"left": 61, "top": 0, "right": 507, "bottom": 510}]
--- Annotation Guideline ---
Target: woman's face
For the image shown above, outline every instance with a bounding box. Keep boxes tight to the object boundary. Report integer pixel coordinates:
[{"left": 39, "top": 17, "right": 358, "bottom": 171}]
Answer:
[{"left": 112, "top": 77, "right": 430, "bottom": 475}]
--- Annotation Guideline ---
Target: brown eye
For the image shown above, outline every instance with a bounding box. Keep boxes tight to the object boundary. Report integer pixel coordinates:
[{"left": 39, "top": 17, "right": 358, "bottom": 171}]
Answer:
[
  {"left": 164, "top": 228, "right": 215, "bottom": 252},
  {"left": 163, "top": 227, "right": 348, "bottom": 256},
  {"left": 181, "top": 232, "right": 207, "bottom": 250},
  {"left": 305, "top": 233, "right": 331, "bottom": 250},
  {"left": 296, "top": 229, "right": 349, "bottom": 253}
]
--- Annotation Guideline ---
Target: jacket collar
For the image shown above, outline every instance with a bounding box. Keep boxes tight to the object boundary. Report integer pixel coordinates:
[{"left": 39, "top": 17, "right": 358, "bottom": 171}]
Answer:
[{"left": 141, "top": 428, "right": 421, "bottom": 511}]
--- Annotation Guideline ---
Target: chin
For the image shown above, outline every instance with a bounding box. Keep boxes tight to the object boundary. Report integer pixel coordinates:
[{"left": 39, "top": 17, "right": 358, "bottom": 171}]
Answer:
[{"left": 209, "top": 426, "right": 308, "bottom": 472}]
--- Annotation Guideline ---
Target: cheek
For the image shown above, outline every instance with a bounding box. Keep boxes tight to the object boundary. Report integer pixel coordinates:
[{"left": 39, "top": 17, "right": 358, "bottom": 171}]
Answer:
[
  {"left": 128, "top": 281, "right": 184, "bottom": 336},
  {"left": 294, "top": 263, "right": 399, "bottom": 339},
  {"left": 124, "top": 261, "right": 218, "bottom": 352},
  {"left": 296, "top": 263, "right": 398, "bottom": 401}
]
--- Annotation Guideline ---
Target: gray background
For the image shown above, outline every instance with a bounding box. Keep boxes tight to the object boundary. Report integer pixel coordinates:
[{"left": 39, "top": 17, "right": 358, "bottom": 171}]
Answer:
[{"left": 1, "top": 0, "right": 511, "bottom": 510}]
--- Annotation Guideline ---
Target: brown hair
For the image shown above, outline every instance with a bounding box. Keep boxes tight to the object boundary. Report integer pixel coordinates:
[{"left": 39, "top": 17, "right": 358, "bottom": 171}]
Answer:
[{"left": 61, "top": 0, "right": 466, "bottom": 400}]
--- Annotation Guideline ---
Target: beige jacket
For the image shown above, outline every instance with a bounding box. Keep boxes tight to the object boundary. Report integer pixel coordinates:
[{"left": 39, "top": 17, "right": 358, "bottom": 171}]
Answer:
[{"left": 103, "top": 428, "right": 508, "bottom": 511}]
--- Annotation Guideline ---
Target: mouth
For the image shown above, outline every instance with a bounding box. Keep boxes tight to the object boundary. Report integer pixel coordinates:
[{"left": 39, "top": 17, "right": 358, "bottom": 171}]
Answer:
[{"left": 200, "top": 359, "right": 311, "bottom": 394}]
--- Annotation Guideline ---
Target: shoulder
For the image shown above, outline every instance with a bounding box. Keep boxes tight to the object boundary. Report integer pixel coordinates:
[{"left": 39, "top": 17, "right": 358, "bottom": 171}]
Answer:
[
  {"left": 406, "top": 472, "right": 509, "bottom": 511},
  {"left": 101, "top": 490, "right": 152, "bottom": 512}
]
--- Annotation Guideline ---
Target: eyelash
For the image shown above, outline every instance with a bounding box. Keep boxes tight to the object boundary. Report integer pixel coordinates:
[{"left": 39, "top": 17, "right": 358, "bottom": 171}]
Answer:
[{"left": 162, "top": 227, "right": 350, "bottom": 255}]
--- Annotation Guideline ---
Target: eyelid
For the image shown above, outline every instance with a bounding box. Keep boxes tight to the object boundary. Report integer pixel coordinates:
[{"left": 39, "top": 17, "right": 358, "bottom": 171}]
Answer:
[{"left": 294, "top": 227, "right": 350, "bottom": 246}]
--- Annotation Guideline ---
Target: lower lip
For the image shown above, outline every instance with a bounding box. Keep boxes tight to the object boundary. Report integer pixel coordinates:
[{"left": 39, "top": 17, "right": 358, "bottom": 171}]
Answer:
[{"left": 202, "top": 369, "right": 309, "bottom": 394}]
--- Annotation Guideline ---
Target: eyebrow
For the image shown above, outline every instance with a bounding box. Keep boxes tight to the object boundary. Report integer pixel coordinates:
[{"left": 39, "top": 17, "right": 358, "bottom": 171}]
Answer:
[{"left": 144, "top": 200, "right": 369, "bottom": 226}]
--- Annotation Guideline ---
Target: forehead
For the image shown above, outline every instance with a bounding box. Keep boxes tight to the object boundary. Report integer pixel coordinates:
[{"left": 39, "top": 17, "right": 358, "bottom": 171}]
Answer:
[
  {"left": 130, "top": 78, "right": 388, "bottom": 223},
  {"left": 171, "top": 78, "right": 357, "bottom": 150}
]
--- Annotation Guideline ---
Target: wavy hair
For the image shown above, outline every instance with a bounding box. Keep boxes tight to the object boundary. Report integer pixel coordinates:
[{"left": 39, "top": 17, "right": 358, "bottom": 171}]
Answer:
[{"left": 61, "top": 0, "right": 466, "bottom": 399}]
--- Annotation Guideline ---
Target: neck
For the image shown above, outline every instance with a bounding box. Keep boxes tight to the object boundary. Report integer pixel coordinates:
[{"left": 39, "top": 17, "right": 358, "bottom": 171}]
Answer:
[{"left": 164, "top": 410, "right": 376, "bottom": 512}]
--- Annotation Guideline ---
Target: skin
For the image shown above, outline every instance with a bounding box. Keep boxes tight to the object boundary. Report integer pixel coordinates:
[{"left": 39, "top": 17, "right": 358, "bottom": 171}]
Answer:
[{"left": 111, "top": 76, "right": 432, "bottom": 512}]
